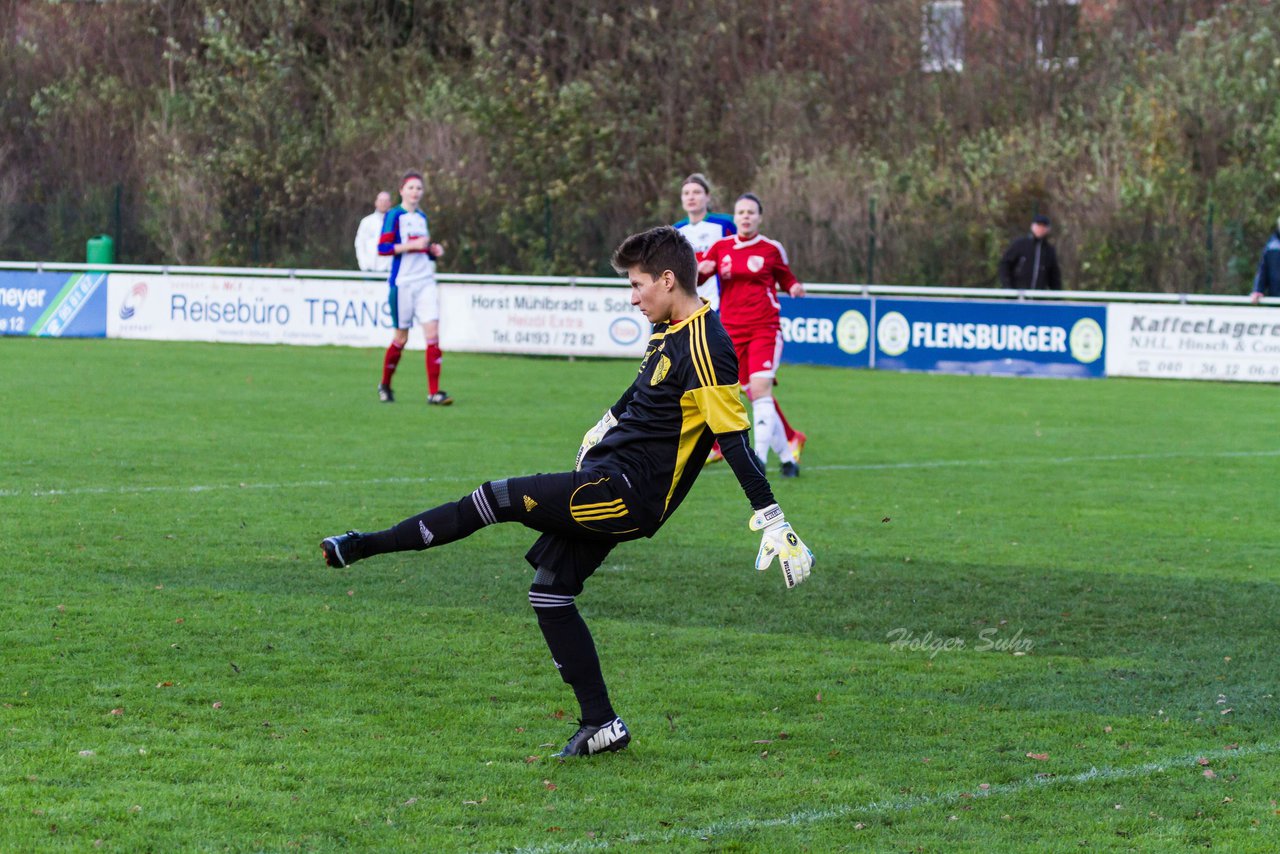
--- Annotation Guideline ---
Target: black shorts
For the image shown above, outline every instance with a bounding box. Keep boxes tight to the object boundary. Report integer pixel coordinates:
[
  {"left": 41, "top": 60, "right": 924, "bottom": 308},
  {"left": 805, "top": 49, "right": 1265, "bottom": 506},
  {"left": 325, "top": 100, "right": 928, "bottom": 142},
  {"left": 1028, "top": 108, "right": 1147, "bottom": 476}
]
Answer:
[{"left": 500, "top": 468, "right": 655, "bottom": 596}]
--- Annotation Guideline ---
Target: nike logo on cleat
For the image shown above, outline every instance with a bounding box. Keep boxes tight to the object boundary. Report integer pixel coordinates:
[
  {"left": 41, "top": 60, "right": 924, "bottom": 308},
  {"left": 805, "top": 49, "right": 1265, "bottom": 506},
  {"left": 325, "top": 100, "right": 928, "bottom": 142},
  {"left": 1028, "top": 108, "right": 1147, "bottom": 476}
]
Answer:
[{"left": 587, "top": 719, "right": 627, "bottom": 753}]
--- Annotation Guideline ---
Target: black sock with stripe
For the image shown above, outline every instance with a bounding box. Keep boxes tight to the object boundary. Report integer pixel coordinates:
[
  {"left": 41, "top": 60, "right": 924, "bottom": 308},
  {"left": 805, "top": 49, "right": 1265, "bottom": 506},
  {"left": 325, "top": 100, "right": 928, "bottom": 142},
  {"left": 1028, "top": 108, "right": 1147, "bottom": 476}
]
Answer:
[
  {"left": 530, "top": 586, "right": 616, "bottom": 726},
  {"left": 360, "top": 482, "right": 507, "bottom": 555}
]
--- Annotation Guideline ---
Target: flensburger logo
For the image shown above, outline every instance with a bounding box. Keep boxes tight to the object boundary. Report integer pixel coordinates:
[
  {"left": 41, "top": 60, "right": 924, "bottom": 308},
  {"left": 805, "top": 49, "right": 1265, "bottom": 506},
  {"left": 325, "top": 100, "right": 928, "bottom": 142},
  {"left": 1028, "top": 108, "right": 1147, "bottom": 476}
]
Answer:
[
  {"left": 876, "top": 311, "right": 910, "bottom": 356},
  {"left": 878, "top": 310, "right": 1103, "bottom": 362}
]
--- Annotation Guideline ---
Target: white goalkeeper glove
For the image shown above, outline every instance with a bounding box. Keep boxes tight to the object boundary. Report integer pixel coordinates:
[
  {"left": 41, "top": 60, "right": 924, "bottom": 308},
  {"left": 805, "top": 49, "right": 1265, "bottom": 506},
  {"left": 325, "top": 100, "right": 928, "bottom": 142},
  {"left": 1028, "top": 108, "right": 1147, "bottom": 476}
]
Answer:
[
  {"left": 749, "top": 504, "right": 814, "bottom": 588},
  {"left": 574, "top": 409, "right": 618, "bottom": 471}
]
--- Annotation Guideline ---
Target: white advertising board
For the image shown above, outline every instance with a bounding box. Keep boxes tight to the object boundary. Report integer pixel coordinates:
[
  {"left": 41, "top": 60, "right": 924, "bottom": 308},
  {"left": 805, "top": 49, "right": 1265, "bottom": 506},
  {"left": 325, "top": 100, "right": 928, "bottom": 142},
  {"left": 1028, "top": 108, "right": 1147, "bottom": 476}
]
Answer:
[
  {"left": 1106, "top": 303, "right": 1280, "bottom": 382},
  {"left": 105, "top": 275, "right": 645, "bottom": 357},
  {"left": 437, "top": 284, "right": 647, "bottom": 358},
  {"left": 106, "top": 274, "right": 417, "bottom": 348}
]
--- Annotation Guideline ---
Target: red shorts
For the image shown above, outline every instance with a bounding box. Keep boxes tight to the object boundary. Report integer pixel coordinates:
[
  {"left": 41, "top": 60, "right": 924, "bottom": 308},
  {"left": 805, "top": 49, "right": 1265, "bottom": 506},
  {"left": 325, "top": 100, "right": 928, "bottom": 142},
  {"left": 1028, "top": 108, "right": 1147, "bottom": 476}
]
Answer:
[{"left": 727, "top": 326, "right": 783, "bottom": 385}]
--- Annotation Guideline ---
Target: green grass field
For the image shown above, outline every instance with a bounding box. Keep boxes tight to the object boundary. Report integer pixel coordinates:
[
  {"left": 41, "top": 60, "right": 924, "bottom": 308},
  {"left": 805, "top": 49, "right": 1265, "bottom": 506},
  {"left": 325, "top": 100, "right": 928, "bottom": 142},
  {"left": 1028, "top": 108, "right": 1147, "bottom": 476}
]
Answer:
[{"left": 2, "top": 337, "right": 1278, "bottom": 852}]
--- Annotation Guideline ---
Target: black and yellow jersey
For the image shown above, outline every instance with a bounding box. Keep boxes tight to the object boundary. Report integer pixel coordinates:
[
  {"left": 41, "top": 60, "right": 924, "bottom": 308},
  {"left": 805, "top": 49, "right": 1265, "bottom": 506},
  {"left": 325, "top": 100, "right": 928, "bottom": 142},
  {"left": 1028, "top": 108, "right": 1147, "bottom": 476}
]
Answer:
[{"left": 580, "top": 301, "right": 767, "bottom": 532}]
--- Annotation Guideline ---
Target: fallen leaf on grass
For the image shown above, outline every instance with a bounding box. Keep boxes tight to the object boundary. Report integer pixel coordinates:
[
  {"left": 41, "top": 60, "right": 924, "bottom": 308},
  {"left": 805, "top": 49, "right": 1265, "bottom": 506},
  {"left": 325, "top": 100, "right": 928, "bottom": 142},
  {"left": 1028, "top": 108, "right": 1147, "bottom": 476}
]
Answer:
[
  {"left": 155, "top": 682, "right": 174, "bottom": 688},
  {"left": 462, "top": 797, "right": 488, "bottom": 805},
  {"left": 403, "top": 797, "right": 418, "bottom": 806},
  {"left": 1026, "top": 753, "right": 1049, "bottom": 761},
  {"left": 1196, "top": 757, "right": 1210, "bottom": 766},
  {"left": 525, "top": 756, "right": 540, "bottom": 764},
  {"left": 549, "top": 709, "right": 566, "bottom": 720},
  {"left": 78, "top": 750, "right": 95, "bottom": 757},
  {"left": 212, "top": 702, "right": 222, "bottom": 709},
  {"left": 978, "top": 783, "right": 991, "bottom": 791},
  {"left": 543, "top": 780, "right": 557, "bottom": 791},
  {"left": 753, "top": 740, "right": 773, "bottom": 745},
  {"left": 109, "top": 708, "right": 123, "bottom": 716},
  {"left": 854, "top": 822, "right": 866, "bottom": 830},
  {"left": 1203, "top": 769, "right": 1217, "bottom": 779}
]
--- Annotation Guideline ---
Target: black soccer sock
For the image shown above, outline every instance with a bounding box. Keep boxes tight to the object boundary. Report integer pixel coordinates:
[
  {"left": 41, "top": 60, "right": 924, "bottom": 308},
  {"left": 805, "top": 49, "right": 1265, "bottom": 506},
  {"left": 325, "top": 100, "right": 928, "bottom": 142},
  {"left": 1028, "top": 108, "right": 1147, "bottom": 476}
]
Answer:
[
  {"left": 529, "top": 588, "right": 616, "bottom": 726},
  {"left": 360, "top": 482, "right": 508, "bottom": 556}
]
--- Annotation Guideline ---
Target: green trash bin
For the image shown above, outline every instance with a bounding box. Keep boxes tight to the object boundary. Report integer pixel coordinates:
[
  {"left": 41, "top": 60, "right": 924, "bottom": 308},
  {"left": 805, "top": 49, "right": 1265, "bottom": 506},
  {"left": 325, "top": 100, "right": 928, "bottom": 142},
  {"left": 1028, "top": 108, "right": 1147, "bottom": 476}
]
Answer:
[{"left": 86, "top": 234, "right": 115, "bottom": 268}]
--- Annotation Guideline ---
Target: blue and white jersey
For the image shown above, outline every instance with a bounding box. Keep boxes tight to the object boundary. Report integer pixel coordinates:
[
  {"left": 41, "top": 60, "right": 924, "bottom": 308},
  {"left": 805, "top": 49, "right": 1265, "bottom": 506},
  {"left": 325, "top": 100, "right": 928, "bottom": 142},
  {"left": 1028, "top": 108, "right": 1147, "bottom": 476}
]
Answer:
[
  {"left": 675, "top": 212, "right": 736, "bottom": 310},
  {"left": 378, "top": 206, "right": 436, "bottom": 288},
  {"left": 675, "top": 212, "right": 736, "bottom": 255}
]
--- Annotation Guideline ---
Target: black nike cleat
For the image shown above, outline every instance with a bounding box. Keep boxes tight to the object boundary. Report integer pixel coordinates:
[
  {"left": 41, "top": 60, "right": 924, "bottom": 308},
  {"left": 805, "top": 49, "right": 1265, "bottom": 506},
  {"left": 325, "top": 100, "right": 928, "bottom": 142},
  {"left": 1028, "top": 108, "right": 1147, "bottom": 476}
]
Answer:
[
  {"left": 555, "top": 716, "right": 631, "bottom": 757},
  {"left": 780, "top": 461, "right": 800, "bottom": 478},
  {"left": 377, "top": 384, "right": 395, "bottom": 403},
  {"left": 427, "top": 390, "right": 453, "bottom": 406},
  {"left": 321, "top": 531, "right": 365, "bottom": 568}
]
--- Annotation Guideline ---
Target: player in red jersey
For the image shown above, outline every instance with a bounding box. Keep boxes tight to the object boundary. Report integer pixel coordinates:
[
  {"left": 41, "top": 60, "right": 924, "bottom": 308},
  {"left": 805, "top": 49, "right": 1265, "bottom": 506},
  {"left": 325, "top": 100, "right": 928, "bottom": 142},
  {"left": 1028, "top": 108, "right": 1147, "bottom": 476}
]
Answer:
[{"left": 698, "top": 193, "right": 806, "bottom": 476}]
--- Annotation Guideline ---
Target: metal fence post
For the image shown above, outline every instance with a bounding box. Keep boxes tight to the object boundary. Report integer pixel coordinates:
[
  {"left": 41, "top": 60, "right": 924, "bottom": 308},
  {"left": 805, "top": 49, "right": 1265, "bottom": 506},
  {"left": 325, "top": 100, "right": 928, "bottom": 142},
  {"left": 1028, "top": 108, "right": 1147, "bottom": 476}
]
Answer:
[
  {"left": 867, "top": 196, "right": 877, "bottom": 285},
  {"left": 1204, "top": 198, "right": 1215, "bottom": 293}
]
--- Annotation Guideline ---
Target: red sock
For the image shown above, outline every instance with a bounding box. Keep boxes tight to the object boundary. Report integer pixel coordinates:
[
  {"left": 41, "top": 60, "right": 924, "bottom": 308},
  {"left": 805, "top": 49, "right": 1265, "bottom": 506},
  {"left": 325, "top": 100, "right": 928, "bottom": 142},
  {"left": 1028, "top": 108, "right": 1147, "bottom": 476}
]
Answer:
[
  {"left": 381, "top": 340, "right": 405, "bottom": 387},
  {"left": 426, "top": 342, "right": 442, "bottom": 395},
  {"left": 774, "top": 399, "right": 797, "bottom": 443}
]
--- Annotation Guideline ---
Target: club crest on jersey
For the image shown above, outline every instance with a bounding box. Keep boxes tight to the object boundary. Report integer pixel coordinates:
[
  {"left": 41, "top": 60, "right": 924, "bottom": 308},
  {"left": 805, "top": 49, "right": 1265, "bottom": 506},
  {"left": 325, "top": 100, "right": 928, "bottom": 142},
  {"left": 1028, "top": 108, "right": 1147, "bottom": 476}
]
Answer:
[
  {"left": 719, "top": 256, "right": 733, "bottom": 279},
  {"left": 650, "top": 354, "right": 671, "bottom": 386},
  {"left": 747, "top": 255, "right": 765, "bottom": 273},
  {"left": 523, "top": 495, "right": 538, "bottom": 512}
]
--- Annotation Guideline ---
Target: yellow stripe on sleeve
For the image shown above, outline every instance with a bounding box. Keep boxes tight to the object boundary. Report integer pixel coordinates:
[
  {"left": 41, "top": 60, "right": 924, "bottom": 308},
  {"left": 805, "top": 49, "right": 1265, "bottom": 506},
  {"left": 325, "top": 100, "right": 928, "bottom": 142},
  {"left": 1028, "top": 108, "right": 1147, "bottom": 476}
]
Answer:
[{"left": 690, "top": 384, "right": 750, "bottom": 434}]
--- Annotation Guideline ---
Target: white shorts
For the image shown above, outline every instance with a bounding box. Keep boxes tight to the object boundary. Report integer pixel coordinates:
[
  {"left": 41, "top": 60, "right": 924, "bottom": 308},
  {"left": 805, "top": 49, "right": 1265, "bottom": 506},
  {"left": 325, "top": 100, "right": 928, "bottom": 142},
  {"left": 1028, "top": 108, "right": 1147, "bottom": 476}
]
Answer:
[{"left": 390, "top": 277, "right": 439, "bottom": 328}]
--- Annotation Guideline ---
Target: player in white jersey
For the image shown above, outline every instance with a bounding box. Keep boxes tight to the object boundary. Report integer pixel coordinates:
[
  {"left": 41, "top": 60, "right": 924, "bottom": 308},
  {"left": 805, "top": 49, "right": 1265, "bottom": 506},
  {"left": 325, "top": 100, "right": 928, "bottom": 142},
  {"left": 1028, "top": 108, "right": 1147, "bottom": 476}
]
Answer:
[
  {"left": 377, "top": 171, "right": 452, "bottom": 405},
  {"left": 672, "top": 173, "right": 735, "bottom": 311}
]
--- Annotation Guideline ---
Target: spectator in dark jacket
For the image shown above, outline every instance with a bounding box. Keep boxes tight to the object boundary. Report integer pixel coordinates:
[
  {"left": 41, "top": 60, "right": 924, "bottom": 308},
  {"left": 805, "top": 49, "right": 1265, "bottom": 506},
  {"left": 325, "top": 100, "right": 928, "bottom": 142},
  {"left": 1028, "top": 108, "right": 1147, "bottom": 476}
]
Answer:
[
  {"left": 999, "top": 214, "right": 1062, "bottom": 290},
  {"left": 1250, "top": 217, "right": 1280, "bottom": 305}
]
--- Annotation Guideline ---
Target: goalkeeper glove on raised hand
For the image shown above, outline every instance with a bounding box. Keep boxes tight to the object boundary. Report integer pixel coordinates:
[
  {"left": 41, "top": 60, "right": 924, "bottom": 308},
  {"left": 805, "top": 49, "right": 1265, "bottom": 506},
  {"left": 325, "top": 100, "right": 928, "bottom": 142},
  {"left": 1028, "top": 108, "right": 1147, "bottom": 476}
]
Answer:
[
  {"left": 749, "top": 504, "right": 814, "bottom": 588},
  {"left": 575, "top": 409, "right": 618, "bottom": 471}
]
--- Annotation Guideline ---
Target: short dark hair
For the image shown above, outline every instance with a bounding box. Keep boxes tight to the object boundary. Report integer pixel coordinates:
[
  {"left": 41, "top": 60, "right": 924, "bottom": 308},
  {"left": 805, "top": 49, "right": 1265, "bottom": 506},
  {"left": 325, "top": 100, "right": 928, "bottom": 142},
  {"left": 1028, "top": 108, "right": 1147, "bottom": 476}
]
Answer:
[
  {"left": 612, "top": 226, "right": 697, "bottom": 295},
  {"left": 683, "top": 173, "right": 710, "bottom": 193},
  {"left": 736, "top": 192, "right": 763, "bottom": 213}
]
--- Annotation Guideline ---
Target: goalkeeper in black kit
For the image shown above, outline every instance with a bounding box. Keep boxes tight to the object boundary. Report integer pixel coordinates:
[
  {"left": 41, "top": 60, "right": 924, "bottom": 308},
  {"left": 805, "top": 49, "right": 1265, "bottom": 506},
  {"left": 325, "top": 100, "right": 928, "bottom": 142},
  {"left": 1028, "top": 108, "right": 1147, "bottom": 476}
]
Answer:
[{"left": 320, "top": 226, "right": 814, "bottom": 757}]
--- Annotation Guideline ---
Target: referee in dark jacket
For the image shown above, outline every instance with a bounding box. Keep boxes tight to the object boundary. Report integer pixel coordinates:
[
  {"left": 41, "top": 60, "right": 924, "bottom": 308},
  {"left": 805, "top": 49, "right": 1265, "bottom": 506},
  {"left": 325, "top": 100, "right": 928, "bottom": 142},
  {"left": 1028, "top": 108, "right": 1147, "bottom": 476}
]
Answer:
[{"left": 999, "top": 214, "right": 1062, "bottom": 290}]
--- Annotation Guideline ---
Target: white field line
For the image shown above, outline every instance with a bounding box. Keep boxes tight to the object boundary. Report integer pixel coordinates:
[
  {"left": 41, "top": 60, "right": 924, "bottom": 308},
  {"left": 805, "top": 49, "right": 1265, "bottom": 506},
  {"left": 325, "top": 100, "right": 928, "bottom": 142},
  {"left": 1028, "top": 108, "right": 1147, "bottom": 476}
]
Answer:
[
  {"left": 805, "top": 448, "right": 1280, "bottom": 473},
  {"left": 3, "top": 449, "right": 1277, "bottom": 500},
  {"left": 0, "top": 475, "right": 469, "bottom": 499},
  {"left": 509, "top": 741, "right": 1278, "bottom": 853}
]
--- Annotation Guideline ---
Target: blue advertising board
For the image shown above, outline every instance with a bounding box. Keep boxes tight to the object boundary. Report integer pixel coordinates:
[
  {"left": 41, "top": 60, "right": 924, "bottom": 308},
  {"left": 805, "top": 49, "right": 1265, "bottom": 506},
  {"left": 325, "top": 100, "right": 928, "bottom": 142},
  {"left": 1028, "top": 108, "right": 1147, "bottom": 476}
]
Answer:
[
  {"left": 0, "top": 271, "right": 108, "bottom": 337},
  {"left": 873, "top": 298, "right": 1106, "bottom": 378},
  {"left": 779, "top": 295, "right": 873, "bottom": 369}
]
